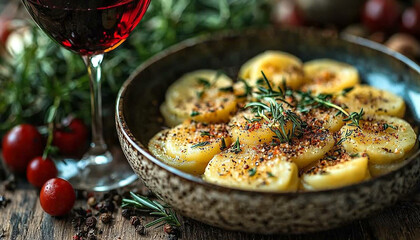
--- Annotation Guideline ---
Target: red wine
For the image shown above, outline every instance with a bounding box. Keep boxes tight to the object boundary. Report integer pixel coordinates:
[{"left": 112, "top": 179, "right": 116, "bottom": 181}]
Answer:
[{"left": 22, "top": 0, "right": 151, "bottom": 55}]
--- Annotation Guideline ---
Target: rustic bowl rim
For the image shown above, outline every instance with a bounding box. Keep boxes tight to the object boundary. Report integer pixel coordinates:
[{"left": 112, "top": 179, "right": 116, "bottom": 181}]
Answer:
[{"left": 116, "top": 27, "right": 420, "bottom": 196}]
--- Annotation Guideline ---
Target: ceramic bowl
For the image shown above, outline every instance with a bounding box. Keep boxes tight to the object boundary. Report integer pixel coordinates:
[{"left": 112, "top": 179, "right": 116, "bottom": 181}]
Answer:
[{"left": 116, "top": 28, "right": 420, "bottom": 234}]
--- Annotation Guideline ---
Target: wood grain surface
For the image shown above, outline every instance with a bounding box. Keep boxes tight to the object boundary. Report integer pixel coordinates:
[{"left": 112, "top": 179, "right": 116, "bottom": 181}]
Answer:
[{"left": 0, "top": 178, "right": 419, "bottom": 240}]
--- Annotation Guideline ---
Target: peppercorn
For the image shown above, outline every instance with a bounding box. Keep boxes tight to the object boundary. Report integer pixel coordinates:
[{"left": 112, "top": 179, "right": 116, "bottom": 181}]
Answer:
[
  {"left": 87, "top": 197, "right": 97, "bottom": 207},
  {"left": 167, "top": 234, "right": 178, "bottom": 240},
  {"left": 96, "top": 200, "right": 115, "bottom": 213},
  {"left": 164, "top": 224, "right": 179, "bottom": 235},
  {"left": 130, "top": 216, "right": 141, "bottom": 227},
  {"left": 135, "top": 224, "right": 145, "bottom": 235},
  {"left": 85, "top": 216, "right": 97, "bottom": 228},
  {"left": 100, "top": 213, "right": 112, "bottom": 224},
  {"left": 121, "top": 209, "right": 133, "bottom": 219}
]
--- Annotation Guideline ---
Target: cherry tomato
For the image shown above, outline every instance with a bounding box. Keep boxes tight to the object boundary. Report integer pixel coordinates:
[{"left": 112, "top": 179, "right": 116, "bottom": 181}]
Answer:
[
  {"left": 0, "top": 18, "right": 11, "bottom": 45},
  {"left": 27, "top": 157, "right": 58, "bottom": 188},
  {"left": 53, "top": 118, "right": 88, "bottom": 156},
  {"left": 362, "top": 0, "right": 399, "bottom": 32},
  {"left": 401, "top": 4, "right": 420, "bottom": 37},
  {"left": 2, "top": 124, "right": 44, "bottom": 173},
  {"left": 273, "top": 0, "right": 304, "bottom": 27},
  {"left": 40, "top": 178, "right": 75, "bottom": 216}
]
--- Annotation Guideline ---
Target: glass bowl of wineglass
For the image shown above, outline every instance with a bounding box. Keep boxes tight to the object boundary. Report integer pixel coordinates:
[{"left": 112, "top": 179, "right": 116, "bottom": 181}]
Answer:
[{"left": 21, "top": 0, "right": 151, "bottom": 191}]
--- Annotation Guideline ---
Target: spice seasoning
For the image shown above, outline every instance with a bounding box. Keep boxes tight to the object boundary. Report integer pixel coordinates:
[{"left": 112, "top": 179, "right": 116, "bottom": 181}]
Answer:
[
  {"left": 85, "top": 216, "right": 97, "bottom": 228},
  {"left": 130, "top": 216, "right": 141, "bottom": 227},
  {"left": 135, "top": 224, "right": 145, "bottom": 235},
  {"left": 100, "top": 213, "right": 112, "bottom": 224}
]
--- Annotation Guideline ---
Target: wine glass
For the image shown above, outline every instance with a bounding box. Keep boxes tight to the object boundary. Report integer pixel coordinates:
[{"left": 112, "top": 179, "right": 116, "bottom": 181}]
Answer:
[{"left": 21, "top": 0, "right": 151, "bottom": 191}]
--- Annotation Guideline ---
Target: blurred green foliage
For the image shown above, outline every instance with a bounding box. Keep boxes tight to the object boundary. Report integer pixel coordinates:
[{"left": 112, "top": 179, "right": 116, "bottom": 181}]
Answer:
[{"left": 0, "top": 0, "right": 270, "bottom": 135}]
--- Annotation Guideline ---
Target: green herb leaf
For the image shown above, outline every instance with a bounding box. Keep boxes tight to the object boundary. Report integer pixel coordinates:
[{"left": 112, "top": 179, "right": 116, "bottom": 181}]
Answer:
[
  {"left": 200, "top": 130, "right": 210, "bottom": 136},
  {"left": 220, "top": 137, "right": 226, "bottom": 150},
  {"left": 248, "top": 167, "right": 257, "bottom": 177},
  {"left": 190, "top": 111, "right": 200, "bottom": 117},
  {"left": 191, "top": 141, "right": 210, "bottom": 148},
  {"left": 233, "top": 137, "right": 242, "bottom": 153}
]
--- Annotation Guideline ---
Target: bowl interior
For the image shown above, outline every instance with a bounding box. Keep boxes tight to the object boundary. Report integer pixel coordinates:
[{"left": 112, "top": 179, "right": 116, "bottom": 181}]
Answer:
[{"left": 121, "top": 28, "right": 420, "bottom": 181}]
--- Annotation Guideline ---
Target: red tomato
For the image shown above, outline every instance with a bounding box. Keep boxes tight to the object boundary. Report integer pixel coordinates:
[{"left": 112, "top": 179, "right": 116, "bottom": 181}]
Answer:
[
  {"left": 40, "top": 178, "right": 75, "bottom": 216},
  {"left": 53, "top": 118, "right": 88, "bottom": 156},
  {"left": 2, "top": 124, "right": 44, "bottom": 173},
  {"left": 273, "top": 0, "right": 304, "bottom": 27},
  {"left": 0, "top": 18, "right": 11, "bottom": 45},
  {"left": 401, "top": 4, "right": 420, "bottom": 37},
  {"left": 27, "top": 157, "right": 58, "bottom": 188},
  {"left": 362, "top": 0, "right": 399, "bottom": 32}
]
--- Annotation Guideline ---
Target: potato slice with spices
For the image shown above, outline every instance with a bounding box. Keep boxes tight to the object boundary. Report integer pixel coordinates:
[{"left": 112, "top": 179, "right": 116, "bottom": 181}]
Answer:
[
  {"left": 149, "top": 120, "right": 232, "bottom": 175},
  {"left": 163, "top": 70, "right": 238, "bottom": 124},
  {"left": 301, "top": 151, "right": 369, "bottom": 190},
  {"left": 240, "top": 51, "right": 305, "bottom": 90},
  {"left": 302, "top": 59, "right": 359, "bottom": 94},
  {"left": 337, "top": 85, "right": 406, "bottom": 118},
  {"left": 204, "top": 144, "right": 299, "bottom": 192},
  {"left": 275, "top": 127, "right": 335, "bottom": 168},
  {"left": 340, "top": 115, "right": 417, "bottom": 164}
]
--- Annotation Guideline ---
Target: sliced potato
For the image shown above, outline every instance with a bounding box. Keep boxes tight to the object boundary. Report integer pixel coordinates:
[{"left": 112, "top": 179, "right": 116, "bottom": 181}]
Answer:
[
  {"left": 302, "top": 153, "right": 369, "bottom": 190},
  {"left": 340, "top": 115, "right": 417, "bottom": 164},
  {"left": 239, "top": 51, "right": 304, "bottom": 90},
  {"left": 149, "top": 120, "right": 232, "bottom": 175},
  {"left": 164, "top": 70, "right": 237, "bottom": 124},
  {"left": 302, "top": 59, "right": 359, "bottom": 94},
  {"left": 337, "top": 85, "right": 406, "bottom": 118},
  {"left": 204, "top": 145, "right": 299, "bottom": 191}
]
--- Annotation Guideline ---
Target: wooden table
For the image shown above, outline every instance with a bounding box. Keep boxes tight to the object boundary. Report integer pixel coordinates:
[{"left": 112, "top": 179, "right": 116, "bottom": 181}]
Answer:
[{"left": 1, "top": 177, "right": 419, "bottom": 240}]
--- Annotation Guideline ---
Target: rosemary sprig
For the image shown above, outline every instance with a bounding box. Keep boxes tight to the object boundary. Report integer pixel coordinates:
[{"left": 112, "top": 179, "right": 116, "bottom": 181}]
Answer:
[
  {"left": 191, "top": 141, "right": 210, "bottom": 148},
  {"left": 122, "top": 192, "right": 181, "bottom": 228},
  {"left": 200, "top": 130, "right": 210, "bottom": 136},
  {"left": 336, "top": 129, "right": 354, "bottom": 145},
  {"left": 383, "top": 123, "right": 398, "bottom": 130},
  {"left": 237, "top": 78, "right": 252, "bottom": 98},
  {"left": 245, "top": 71, "right": 305, "bottom": 142},
  {"left": 297, "top": 91, "right": 364, "bottom": 128},
  {"left": 233, "top": 137, "right": 242, "bottom": 153},
  {"left": 220, "top": 137, "right": 227, "bottom": 150},
  {"left": 243, "top": 116, "right": 261, "bottom": 123}
]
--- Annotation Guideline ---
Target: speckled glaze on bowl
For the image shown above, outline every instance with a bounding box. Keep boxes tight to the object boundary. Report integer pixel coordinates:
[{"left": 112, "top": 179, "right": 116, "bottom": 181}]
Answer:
[{"left": 116, "top": 28, "right": 420, "bottom": 234}]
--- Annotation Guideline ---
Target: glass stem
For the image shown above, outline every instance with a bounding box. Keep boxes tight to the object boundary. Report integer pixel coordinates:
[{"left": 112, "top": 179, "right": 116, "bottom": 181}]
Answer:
[{"left": 82, "top": 54, "right": 108, "bottom": 155}]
